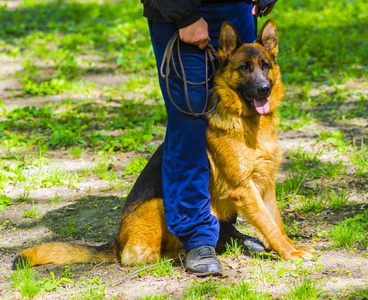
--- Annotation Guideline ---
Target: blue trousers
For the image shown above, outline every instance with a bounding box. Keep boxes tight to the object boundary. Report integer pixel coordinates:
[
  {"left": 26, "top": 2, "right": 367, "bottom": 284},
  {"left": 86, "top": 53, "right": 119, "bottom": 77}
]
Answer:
[{"left": 148, "top": 2, "right": 256, "bottom": 252}]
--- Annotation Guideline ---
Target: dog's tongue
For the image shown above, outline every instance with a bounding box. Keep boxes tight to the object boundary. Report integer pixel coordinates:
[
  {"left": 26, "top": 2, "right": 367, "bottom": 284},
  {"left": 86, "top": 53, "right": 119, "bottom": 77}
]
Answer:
[{"left": 254, "top": 99, "right": 269, "bottom": 114}]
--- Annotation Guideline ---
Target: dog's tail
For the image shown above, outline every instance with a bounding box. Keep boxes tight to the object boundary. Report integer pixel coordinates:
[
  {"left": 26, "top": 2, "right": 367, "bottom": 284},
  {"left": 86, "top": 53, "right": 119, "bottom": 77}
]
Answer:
[{"left": 12, "top": 239, "right": 118, "bottom": 269}]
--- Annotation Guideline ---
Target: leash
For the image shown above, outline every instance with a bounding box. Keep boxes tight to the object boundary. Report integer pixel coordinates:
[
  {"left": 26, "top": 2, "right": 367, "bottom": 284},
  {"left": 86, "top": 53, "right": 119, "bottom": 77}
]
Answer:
[{"left": 160, "top": 31, "right": 218, "bottom": 117}]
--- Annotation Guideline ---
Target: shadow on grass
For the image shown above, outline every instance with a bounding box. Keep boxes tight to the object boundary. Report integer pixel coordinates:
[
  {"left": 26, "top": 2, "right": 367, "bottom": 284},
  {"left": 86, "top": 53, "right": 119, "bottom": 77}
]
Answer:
[{"left": 41, "top": 195, "right": 123, "bottom": 243}]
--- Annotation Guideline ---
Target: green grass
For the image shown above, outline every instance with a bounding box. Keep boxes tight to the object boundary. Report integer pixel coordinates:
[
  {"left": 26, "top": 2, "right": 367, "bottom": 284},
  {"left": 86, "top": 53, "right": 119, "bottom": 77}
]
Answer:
[
  {"left": 220, "top": 238, "right": 244, "bottom": 259},
  {"left": 324, "top": 189, "right": 351, "bottom": 209},
  {"left": 135, "top": 258, "right": 175, "bottom": 278},
  {"left": 328, "top": 212, "right": 368, "bottom": 248},
  {"left": 261, "top": 1, "right": 368, "bottom": 84},
  {"left": 276, "top": 170, "right": 307, "bottom": 209},
  {"left": 0, "top": 194, "right": 12, "bottom": 212},
  {"left": 68, "top": 278, "right": 108, "bottom": 300},
  {"left": 282, "top": 277, "right": 324, "bottom": 300},
  {"left": 5, "top": 260, "right": 43, "bottom": 299},
  {"left": 184, "top": 279, "right": 220, "bottom": 300},
  {"left": 58, "top": 215, "right": 78, "bottom": 237},
  {"left": 70, "top": 145, "right": 83, "bottom": 158},
  {"left": 349, "top": 286, "right": 368, "bottom": 300},
  {"left": 22, "top": 201, "right": 41, "bottom": 218},
  {"left": 217, "top": 280, "right": 272, "bottom": 300},
  {"left": 183, "top": 279, "right": 272, "bottom": 300},
  {"left": 123, "top": 157, "right": 148, "bottom": 176},
  {"left": 350, "top": 138, "right": 368, "bottom": 178}
]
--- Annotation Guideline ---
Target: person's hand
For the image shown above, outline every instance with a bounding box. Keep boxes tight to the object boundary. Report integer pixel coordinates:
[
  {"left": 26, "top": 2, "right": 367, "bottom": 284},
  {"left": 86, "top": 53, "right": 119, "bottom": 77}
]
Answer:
[
  {"left": 179, "top": 17, "right": 210, "bottom": 50},
  {"left": 252, "top": 0, "right": 276, "bottom": 17}
]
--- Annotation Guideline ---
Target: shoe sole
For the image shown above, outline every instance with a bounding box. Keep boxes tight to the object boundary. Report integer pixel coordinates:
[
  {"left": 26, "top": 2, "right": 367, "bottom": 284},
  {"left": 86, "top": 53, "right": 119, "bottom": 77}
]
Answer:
[{"left": 186, "top": 270, "right": 223, "bottom": 277}]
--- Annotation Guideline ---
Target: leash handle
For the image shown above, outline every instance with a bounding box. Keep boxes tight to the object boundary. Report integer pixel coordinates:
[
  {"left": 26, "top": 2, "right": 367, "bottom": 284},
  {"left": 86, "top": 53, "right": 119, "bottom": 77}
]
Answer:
[
  {"left": 257, "top": 0, "right": 278, "bottom": 17},
  {"left": 160, "top": 31, "right": 218, "bottom": 118}
]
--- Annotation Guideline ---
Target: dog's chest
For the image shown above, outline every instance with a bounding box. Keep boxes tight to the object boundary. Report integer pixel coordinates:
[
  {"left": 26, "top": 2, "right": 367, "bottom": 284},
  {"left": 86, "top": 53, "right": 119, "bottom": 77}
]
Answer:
[{"left": 207, "top": 122, "right": 281, "bottom": 193}]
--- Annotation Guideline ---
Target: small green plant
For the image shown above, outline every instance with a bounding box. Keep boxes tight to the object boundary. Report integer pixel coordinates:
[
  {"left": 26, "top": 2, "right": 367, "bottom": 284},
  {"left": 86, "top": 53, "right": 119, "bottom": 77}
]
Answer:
[
  {"left": 324, "top": 189, "right": 350, "bottom": 209},
  {"left": 217, "top": 280, "right": 272, "bottom": 300},
  {"left": 53, "top": 52, "right": 82, "bottom": 79},
  {"left": 21, "top": 75, "right": 72, "bottom": 96},
  {"left": 51, "top": 194, "right": 62, "bottom": 205},
  {"left": 276, "top": 170, "right": 307, "bottom": 209},
  {"left": 298, "top": 194, "right": 324, "bottom": 212},
  {"left": 349, "top": 286, "right": 368, "bottom": 300},
  {"left": 149, "top": 259, "right": 174, "bottom": 277},
  {"left": 69, "top": 278, "right": 108, "bottom": 300},
  {"left": 38, "top": 271, "right": 74, "bottom": 292},
  {"left": 276, "top": 258, "right": 311, "bottom": 278},
  {"left": 221, "top": 238, "right": 244, "bottom": 258},
  {"left": 62, "top": 266, "right": 75, "bottom": 279},
  {"left": 328, "top": 211, "right": 368, "bottom": 248},
  {"left": 282, "top": 277, "right": 324, "bottom": 300},
  {"left": 5, "top": 260, "right": 42, "bottom": 299},
  {"left": 350, "top": 138, "right": 368, "bottom": 177},
  {"left": 22, "top": 201, "right": 41, "bottom": 218},
  {"left": 70, "top": 145, "right": 83, "bottom": 158},
  {"left": 283, "top": 217, "right": 301, "bottom": 237},
  {"left": 0, "top": 194, "right": 12, "bottom": 212},
  {"left": 16, "top": 191, "right": 30, "bottom": 202},
  {"left": 39, "top": 167, "right": 80, "bottom": 188},
  {"left": 59, "top": 216, "right": 77, "bottom": 237},
  {"left": 184, "top": 279, "right": 219, "bottom": 300},
  {"left": 93, "top": 158, "right": 109, "bottom": 176},
  {"left": 123, "top": 157, "right": 148, "bottom": 176},
  {"left": 136, "top": 258, "right": 174, "bottom": 278},
  {"left": 49, "top": 122, "right": 88, "bottom": 148},
  {"left": 318, "top": 160, "right": 347, "bottom": 178},
  {"left": 318, "top": 130, "right": 347, "bottom": 151},
  {"left": 92, "top": 157, "right": 118, "bottom": 181}
]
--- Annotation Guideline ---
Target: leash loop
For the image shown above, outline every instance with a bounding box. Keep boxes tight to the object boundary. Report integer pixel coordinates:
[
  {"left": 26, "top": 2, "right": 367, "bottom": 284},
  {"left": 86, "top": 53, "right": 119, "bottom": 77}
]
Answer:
[{"left": 160, "top": 31, "right": 218, "bottom": 117}]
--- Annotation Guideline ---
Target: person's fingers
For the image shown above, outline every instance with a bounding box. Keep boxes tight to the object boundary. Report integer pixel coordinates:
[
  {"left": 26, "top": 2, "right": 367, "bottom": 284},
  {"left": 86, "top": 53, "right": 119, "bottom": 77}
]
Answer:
[
  {"left": 252, "top": 3, "right": 260, "bottom": 17},
  {"left": 263, "top": 3, "right": 276, "bottom": 16},
  {"left": 179, "top": 17, "right": 209, "bottom": 49},
  {"left": 198, "top": 40, "right": 209, "bottom": 50}
]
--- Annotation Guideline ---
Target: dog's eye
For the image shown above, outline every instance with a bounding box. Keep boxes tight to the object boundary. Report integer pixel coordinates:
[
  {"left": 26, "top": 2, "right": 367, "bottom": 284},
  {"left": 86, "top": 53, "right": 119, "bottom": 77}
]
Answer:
[
  {"left": 261, "top": 61, "right": 270, "bottom": 72},
  {"left": 240, "top": 61, "right": 251, "bottom": 72}
]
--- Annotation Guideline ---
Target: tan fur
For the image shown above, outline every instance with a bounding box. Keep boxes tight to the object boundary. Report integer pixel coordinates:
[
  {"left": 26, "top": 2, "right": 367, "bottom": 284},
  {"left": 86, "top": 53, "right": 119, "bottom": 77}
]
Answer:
[
  {"left": 18, "top": 242, "right": 118, "bottom": 266},
  {"left": 117, "top": 199, "right": 183, "bottom": 265},
  {"left": 14, "top": 20, "right": 312, "bottom": 269}
]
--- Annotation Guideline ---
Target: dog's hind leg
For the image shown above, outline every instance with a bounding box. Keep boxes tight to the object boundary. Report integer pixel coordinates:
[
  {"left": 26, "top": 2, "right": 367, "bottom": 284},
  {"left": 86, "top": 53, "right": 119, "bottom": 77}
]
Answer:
[{"left": 118, "top": 198, "right": 183, "bottom": 265}]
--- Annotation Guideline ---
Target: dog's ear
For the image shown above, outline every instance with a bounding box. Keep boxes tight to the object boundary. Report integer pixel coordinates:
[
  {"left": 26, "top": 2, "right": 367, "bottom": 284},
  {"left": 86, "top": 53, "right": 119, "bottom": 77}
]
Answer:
[
  {"left": 218, "top": 22, "right": 243, "bottom": 62},
  {"left": 256, "top": 19, "right": 278, "bottom": 61}
]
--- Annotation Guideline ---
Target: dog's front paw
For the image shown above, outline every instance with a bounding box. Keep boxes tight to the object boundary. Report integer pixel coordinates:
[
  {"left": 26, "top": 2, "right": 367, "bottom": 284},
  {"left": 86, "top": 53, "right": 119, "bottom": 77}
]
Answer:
[
  {"left": 283, "top": 250, "right": 313, "bottom": 261},
  {"left": 294, "top": 245, "right": 315, "bottom": 253}
]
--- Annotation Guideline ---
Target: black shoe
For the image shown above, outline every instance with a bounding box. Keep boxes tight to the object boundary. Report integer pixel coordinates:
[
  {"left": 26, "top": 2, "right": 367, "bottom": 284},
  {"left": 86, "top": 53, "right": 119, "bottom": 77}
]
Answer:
[
  {"left": 216, "top": 227, "right": 266, "bottom": 254},
  {"left": 185, "top": 245, "right": 223, "bottom": 277}
]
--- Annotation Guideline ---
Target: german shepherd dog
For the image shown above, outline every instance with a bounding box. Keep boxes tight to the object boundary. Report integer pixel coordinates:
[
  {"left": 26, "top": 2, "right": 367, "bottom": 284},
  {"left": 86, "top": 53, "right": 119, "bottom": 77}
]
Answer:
[{"left": 13, "top": 19, "right": 313, "bottom": 270}]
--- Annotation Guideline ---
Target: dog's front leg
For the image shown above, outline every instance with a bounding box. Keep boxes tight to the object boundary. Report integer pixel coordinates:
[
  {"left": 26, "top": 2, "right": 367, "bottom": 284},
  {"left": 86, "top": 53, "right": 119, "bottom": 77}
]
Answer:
[
  {"left": 231, "top": 180, "right": 313, "bottom": 261},
  {"left": 263, "top": 183, "right": 314, "bottom": 253}
]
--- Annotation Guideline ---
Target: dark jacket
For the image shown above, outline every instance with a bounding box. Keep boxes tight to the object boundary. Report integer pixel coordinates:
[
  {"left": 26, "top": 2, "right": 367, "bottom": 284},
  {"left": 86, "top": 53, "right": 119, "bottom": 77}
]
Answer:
[{"left": 141, "top": 0, "right": 248, "bottom": 29}]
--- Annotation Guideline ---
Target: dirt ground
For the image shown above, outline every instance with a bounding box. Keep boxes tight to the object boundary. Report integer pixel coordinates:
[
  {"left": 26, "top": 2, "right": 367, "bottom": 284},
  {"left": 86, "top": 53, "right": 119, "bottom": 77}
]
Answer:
[{"left": 0, "top": 56, "right": 368, "bottom": 299}]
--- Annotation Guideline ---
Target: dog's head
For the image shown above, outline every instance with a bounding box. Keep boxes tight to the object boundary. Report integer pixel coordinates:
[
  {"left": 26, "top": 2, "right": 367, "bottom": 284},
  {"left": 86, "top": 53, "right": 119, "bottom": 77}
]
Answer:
[{"left": 215, "top": 19, "right": 282, "bottom": 117}]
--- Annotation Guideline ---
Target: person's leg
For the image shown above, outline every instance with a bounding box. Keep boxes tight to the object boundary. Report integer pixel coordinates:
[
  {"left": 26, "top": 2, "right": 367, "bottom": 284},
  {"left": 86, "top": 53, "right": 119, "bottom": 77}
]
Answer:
[
  {"left": 148, "top": 21, "right": 219, "bottom": 252},
  {"left": 149, "top": 19, "right": 222, "bottom": 276}
]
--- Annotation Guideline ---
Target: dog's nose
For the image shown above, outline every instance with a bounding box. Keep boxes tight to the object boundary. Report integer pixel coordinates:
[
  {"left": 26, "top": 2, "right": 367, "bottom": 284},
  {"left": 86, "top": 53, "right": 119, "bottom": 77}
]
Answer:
[{"left": 258, "top": 82, "right": 271, "bottom": 97}]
